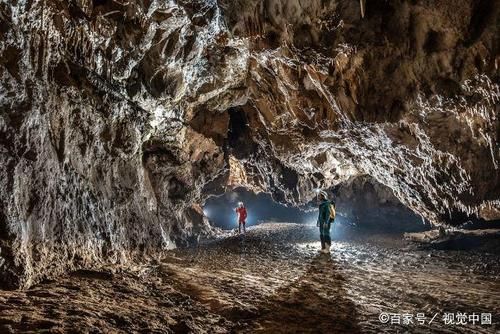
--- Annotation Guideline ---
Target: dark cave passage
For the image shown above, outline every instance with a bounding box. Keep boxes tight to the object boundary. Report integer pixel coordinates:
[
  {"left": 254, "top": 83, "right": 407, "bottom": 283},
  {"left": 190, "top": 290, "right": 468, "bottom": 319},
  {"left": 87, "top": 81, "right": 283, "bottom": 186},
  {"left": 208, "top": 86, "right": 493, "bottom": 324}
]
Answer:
[
  {"left": 226, "top": 107, "right": 258, "bottom": 159},
  {"left": 203, "top": 187, "right": 317, "bottom": 230},
  {"left": 203, "top": 176, "right": 431, "bottom": 235}
]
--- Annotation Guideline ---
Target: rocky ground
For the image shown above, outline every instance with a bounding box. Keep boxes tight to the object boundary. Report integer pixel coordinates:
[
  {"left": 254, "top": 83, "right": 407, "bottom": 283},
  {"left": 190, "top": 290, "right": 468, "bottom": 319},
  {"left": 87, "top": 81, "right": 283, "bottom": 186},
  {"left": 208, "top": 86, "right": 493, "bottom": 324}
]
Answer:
[{"left": 0, "top": 223, "right": 499, "bottom": 333}]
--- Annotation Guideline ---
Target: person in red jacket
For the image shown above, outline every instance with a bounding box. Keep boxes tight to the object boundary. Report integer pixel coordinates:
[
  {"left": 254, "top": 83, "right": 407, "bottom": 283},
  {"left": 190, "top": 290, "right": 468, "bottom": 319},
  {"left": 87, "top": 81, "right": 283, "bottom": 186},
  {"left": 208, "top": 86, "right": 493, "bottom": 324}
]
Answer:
[{"left": 235, "top": 202, "right": 247, "bottom": 234}]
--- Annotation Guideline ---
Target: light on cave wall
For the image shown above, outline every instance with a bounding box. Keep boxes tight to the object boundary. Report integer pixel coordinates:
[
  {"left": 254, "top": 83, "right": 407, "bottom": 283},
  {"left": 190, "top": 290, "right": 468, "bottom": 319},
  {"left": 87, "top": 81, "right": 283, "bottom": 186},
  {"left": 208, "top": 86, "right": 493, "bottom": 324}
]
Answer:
[{"left": 202, "top": 207, "right": 210, "bottom": 218}]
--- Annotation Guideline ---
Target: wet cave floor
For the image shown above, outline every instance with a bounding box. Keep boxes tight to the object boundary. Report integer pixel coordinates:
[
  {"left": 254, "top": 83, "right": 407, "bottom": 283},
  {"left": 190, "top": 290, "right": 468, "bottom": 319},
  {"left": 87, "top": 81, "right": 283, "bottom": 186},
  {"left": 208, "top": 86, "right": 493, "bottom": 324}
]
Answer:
[{"left": 0, "top": 223, "right": 499, "bottom": 333}]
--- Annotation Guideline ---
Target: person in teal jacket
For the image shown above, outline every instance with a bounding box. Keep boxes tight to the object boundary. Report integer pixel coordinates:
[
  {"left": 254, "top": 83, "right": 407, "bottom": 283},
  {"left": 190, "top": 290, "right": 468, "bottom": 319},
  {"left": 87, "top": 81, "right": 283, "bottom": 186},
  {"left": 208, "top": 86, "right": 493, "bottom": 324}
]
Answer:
[{"left": 317, "top": 190, "right": 334, "bottom": 253}]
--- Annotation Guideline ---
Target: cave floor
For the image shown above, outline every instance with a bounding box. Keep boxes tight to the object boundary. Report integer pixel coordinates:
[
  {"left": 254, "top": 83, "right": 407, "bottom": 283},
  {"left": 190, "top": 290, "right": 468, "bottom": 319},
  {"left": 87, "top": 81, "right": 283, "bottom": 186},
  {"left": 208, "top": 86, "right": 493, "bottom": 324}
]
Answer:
[{"left": 0, "top": 223, "right": 499, "bottom": 333}]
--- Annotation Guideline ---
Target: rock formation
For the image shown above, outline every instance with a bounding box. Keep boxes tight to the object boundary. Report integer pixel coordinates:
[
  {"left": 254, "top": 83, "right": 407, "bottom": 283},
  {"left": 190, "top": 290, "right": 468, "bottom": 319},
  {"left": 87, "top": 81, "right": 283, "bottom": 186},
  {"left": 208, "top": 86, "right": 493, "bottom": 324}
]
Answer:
[{"left": 0, "top": 0, "right": 498, "bottom": 288}]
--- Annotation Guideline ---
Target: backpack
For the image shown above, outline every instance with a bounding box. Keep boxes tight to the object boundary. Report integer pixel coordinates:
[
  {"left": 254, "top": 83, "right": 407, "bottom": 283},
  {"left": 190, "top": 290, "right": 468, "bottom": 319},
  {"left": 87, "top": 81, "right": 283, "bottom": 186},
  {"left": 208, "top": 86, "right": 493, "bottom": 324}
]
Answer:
[{"left": 329, "top": 202, "right": 336, "bottom": 221}]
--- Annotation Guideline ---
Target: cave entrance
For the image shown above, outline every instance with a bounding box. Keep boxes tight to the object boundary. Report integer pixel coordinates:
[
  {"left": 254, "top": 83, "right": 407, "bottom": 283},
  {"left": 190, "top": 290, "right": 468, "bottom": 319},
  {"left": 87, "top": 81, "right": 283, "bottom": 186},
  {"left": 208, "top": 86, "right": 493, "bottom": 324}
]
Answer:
[
  {"left": 203, "top": 187, "right": 317, "bottom": 230},
  {"left": 202, "top": 175, "right": 431, "bottom": 236}
]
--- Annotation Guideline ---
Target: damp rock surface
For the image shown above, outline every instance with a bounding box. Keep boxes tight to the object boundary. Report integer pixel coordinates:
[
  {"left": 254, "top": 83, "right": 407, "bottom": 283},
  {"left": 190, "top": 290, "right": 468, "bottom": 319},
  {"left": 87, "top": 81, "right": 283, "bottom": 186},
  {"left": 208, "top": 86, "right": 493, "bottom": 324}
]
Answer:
[
  {"left": 0, "top": 223, "right": 498, "bottom": 333},
  {"left": 0, "top": 0, "right": 498, "bottom": 287}
]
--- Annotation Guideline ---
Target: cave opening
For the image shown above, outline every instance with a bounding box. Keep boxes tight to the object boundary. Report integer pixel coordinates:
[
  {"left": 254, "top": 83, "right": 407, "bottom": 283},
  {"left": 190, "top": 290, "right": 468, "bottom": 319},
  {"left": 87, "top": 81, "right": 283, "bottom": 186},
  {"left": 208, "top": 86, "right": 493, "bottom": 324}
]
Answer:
[
  {"left": 202, "top": 187, "right": 317, "bottom": 230},
  {"left": 202, "top": 175, "right": 432, "bottom": 236}
]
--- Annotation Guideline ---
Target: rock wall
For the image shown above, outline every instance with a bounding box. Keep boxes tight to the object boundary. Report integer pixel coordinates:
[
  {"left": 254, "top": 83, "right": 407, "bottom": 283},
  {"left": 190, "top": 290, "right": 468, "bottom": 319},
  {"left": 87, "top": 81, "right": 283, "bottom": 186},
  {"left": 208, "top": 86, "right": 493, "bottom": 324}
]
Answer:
[{"left": 0, "top": 0, "right": 498, "bottom": 288}]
